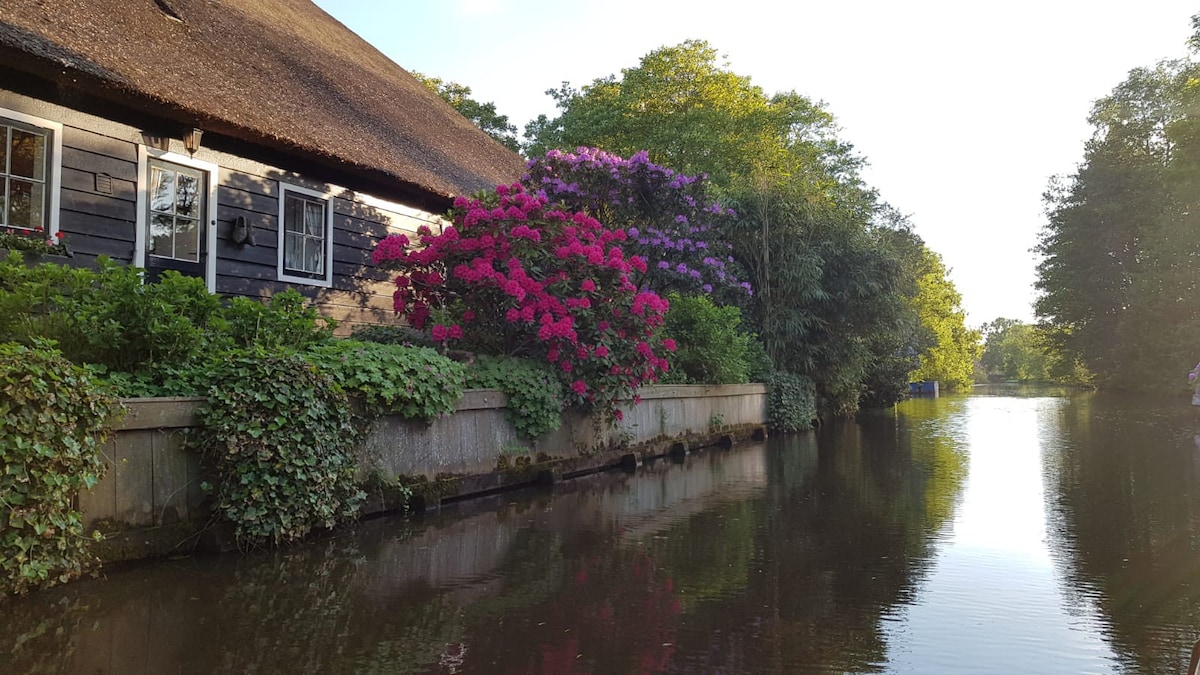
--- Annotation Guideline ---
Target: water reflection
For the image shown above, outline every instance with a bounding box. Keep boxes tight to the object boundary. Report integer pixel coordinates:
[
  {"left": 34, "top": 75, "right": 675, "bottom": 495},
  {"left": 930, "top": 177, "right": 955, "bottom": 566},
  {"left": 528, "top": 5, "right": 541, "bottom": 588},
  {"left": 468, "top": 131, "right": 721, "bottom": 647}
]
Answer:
[
  {"left": 5, "top": 392, "right": 1199, "bottom": 673},
  {"left": 1043, "top": 393, "right": 1200, "bottom": 673},
  {"left": 886, "top": 395, "right": 1115, "bottom": 674}
]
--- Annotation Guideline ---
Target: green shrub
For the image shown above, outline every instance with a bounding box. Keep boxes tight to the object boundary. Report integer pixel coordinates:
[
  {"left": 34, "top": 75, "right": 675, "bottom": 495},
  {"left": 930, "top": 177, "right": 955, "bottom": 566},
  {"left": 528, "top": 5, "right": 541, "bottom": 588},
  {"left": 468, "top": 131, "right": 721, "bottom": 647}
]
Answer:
[
  {"left": 304, "top": 340, "right": 466, "bottom": 421},
  {"left": 222, "top": 289, "right": 335, "bottom": 351},
  {"left": 348, "top": 323, "right": 435, "bottom": 348},
  {"left": 661, "top": 293, "right": 757, "bottom": 385},
  {"left": 466, "top": 355, "right": 565, "bottom": 439},
  {"left": 0, "top": 254, "right": 222, "bottom": 372},
  {"left": 767, "top": 371, "right": 817, "bottom": 432},
  {"left": 0, "top": 341, "right": 122, "bottom": 596},
  {"left": 195, "top": 350, "right": 364, "bottom": 546}
]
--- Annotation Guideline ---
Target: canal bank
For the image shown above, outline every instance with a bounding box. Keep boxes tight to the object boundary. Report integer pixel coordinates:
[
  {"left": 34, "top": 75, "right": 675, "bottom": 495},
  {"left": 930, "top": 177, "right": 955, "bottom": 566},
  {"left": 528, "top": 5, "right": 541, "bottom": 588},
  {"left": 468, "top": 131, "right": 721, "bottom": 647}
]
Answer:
[{"left": 83, "top": 384, "right": 767, "bottom": 562}]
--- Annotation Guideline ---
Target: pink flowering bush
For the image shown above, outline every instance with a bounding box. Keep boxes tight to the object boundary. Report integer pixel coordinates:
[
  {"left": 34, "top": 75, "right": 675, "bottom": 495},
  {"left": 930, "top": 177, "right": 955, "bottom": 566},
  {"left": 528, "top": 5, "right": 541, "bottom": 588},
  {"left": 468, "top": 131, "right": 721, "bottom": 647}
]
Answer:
[{"left": 373, "top": 183, "right": 675, "bottom": 420}]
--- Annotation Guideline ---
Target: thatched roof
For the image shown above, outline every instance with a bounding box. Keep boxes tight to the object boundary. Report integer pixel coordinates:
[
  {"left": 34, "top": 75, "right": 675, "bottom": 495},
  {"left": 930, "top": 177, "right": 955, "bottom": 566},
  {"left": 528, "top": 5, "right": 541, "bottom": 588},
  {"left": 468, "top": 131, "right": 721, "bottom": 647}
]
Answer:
[{"left": 0, "top": 0, "right": 525, "bottom": 209}]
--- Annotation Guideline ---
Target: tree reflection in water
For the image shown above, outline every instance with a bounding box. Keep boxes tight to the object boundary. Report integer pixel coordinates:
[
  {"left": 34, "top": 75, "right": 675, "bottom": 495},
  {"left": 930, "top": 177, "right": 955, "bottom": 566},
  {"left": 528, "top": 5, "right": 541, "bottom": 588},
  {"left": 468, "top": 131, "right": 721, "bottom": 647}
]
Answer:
[{"left": 13, "top": 392, "right": 1197, "bottom": 672}]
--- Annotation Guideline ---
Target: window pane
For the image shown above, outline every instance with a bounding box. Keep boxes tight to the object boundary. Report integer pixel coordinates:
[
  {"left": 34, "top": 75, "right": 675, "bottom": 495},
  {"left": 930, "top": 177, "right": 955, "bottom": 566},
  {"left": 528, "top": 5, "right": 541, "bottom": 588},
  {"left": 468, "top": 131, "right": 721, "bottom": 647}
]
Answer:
[
  {"left": 9, "top": 128, "right": 45, "bottom": 181},
  {"left": 0, "top": 128, "right": 8, "bottom": 176},
  {"left": 284, "top": 195, "right": 305, "bottom": 234},
  {"left": 304, "top": 201, "right": 324, "bottom": 237},
  {"left": 284, "top": 231, "right": 303, "bottom": 271},
  {"left": 7, "top": 179, "right": 43, "bottom": 230},
  {"left": 176, "top": 172, "right": 200, "bottom": 218},
  {"left": 0, "top": 178, "right": 7, "bottom": 227},
  {"left": 305, "top": 237, "right": 323, "bottom": 275},
  {"left": 150, "top": 167, "right": 175, "bottom": 213},
  {"left": 149, "top": 213, "right": 174, "bottom": 257},
  {"left": 175, "top": 217, "right": 200, "bottom": 262}
]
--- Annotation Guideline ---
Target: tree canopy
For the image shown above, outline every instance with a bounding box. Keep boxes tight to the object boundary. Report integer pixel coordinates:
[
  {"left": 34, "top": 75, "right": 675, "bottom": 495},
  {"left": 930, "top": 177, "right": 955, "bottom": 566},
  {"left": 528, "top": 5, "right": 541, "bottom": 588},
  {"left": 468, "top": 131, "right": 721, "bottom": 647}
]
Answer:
[
  {"left": 907, "top": 249, "right": 981, "bottom": 390},
  {"left": 412, "top": 72, "right": 521, "bottom": 153},
  {"left": 523, "top": 40, "right": 854, "bottom": 191},
  {"left": 1035, "top": 18, "right": 1200, "bottom": 391}
]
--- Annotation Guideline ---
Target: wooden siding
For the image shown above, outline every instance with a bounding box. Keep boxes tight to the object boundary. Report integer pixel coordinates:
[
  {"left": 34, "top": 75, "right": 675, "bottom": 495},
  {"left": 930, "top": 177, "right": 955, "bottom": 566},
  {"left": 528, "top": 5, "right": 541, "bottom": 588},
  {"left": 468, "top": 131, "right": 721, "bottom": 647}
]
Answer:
[{"left": 58, "top": 128, "right": 139, "bottom": 265}]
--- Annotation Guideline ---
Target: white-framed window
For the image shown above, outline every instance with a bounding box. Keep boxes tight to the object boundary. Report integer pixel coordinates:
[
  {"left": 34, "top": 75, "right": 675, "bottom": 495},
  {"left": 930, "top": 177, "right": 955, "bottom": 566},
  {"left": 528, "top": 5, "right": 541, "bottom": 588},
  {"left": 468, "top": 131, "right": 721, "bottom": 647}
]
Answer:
[
  {"left": 278, "top": 183, "right": 334, "bottom": 287},
  {"left": 0, "top": 107, "right": 62, "bottom": 236},
  {"left": 134, "top": 147, "right": 218, "bottom": 292},
  {"left": 147, "top": 159, "right": 205, "bottom": 262}
]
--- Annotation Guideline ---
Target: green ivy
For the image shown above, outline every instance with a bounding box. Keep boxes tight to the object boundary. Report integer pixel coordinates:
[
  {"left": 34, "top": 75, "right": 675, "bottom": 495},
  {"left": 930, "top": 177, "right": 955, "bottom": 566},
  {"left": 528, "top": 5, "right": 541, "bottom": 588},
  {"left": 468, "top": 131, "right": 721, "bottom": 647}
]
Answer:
[
  {"left": 0, "top": 341, "right": 122, "bottom": 597},
  {"left": 767, "top": 371, "right": 817, "bottom": 432},
  {"left": 466, "top": 355, "right": 565, "bottom": 440},
  {"left": 304, "top": 340, "right": 466, "bottom": 421},
  {"left": 195, "top": 350, "right": 364, "bottom": 546}
]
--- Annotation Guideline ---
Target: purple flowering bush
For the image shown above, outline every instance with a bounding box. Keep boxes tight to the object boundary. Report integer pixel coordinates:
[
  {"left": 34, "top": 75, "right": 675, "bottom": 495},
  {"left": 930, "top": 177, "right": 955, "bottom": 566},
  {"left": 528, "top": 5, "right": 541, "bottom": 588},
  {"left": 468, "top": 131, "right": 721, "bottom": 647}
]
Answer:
[{"left": 524, "top": 148, "right": 751, "bottom": 299}]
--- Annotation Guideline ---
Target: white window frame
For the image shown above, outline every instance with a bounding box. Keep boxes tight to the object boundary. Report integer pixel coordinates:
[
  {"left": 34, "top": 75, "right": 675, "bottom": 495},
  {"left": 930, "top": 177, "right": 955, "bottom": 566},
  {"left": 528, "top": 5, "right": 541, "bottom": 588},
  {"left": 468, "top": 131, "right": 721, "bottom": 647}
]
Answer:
[
  {"left": 0, "top": 107, "right": 62, "bottom": 237},
  {"left": 277, "top": 182, "right": 334, "bottom": 288},
  {"left": 134, "top": 146, "right": 219, "bottom": 292}
]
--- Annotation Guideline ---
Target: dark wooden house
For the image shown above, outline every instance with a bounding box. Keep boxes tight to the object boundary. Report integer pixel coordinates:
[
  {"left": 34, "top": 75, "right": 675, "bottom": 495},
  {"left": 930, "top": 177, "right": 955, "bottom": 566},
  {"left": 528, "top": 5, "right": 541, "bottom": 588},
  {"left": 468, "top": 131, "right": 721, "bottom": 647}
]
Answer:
[{"left": 0, "top": 0, "right": 524, "bottom": 330}]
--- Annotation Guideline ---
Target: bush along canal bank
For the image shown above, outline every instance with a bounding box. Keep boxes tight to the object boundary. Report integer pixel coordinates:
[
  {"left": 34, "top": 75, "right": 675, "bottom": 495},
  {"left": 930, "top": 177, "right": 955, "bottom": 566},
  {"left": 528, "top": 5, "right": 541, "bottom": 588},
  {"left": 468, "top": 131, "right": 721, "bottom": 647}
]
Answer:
[{"left": 78, "top": 384, "right": 767, "bottom": 567}]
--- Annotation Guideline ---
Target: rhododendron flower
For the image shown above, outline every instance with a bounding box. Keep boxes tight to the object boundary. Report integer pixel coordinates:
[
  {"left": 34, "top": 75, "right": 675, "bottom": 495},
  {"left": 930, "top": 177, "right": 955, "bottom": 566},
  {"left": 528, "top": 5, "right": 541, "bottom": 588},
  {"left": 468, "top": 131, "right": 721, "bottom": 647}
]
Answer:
[
  {"left": 572, "top": 380, "right": 587, "bottom": 395},
  {"left": 662, "top": 338, "right": 677, "bottom": 352},
  {"left": 372, "top": 178, "right": 677, "bottom": 422}
]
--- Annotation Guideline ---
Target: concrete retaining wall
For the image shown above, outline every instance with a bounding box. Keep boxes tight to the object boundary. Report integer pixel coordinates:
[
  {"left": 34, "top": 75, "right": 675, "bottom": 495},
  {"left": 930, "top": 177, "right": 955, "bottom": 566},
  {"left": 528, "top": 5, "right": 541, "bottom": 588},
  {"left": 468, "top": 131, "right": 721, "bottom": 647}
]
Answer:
[{"left": 82, "top": 384, "right": 768, "bottom": 532}]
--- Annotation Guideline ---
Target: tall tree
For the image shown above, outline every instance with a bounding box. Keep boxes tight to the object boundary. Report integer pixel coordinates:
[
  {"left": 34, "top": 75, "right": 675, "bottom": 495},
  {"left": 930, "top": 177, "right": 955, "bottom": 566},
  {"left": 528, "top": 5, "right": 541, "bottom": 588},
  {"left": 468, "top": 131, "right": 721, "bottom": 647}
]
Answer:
[
  {"left": 524, "top": 40, "right": 844, "bottom": 189},
  {"left": 412, "top": 72, "right": 521, "bottom": 153},
  {"left": 907, "top": 249, "right": 981, "bottom": 391},
  {"left": 1035, "top": 55, "right": 1195, "bottom": 390}
]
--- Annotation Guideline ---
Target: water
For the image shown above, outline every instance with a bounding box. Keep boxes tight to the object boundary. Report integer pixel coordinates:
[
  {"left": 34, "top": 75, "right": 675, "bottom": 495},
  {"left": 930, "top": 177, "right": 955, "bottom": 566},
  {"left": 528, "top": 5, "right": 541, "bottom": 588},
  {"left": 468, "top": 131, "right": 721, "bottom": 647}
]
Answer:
[{"left": 5, "top": 389, "right": 1200, "bottom": 673}]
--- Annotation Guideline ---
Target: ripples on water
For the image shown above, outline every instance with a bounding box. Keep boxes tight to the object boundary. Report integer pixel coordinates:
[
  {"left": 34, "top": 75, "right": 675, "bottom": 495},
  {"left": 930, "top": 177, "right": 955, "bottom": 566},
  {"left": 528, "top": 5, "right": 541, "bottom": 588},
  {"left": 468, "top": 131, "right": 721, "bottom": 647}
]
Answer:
[{"left": 4, "top": 388, "right": 1199, "bottom": 673}]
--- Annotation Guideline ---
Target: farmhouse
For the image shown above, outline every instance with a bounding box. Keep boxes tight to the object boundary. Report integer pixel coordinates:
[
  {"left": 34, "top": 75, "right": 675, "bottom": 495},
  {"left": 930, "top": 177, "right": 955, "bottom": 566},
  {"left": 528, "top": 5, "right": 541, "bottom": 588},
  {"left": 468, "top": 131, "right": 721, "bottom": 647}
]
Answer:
[{"left": 0, "top": 0, "right": 524, "bottom": 330}]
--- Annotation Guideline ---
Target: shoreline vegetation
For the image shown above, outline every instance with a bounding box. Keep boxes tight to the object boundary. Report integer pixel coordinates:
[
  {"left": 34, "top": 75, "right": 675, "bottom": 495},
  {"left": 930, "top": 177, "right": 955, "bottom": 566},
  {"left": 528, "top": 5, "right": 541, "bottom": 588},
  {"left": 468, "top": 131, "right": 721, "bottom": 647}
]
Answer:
[{"left": 1, "top": 40, "right": 1002, "bottom": 597}]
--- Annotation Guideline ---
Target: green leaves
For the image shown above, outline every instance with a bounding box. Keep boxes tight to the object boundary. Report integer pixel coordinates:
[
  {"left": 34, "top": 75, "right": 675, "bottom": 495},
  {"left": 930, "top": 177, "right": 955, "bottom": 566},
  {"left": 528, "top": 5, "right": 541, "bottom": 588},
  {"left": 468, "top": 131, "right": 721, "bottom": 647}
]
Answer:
[
  {"left": 524, "top": 39, "right": 831, "bottom": 188},
  {"left": 766, "top": 371, "right": 816, "bottom": 432},
  {"left": 412, "top": 71, "right": 520, "bottom": 153},
  {"left": 305, "top": 340, "right": 466, "bottom": 421},
  {"left": 660, "top": 293, "right": 762, "bottom": 385},
  {"left": 906, "top": 248, "right": 981, "bottom": 391},
  {"left": 1, "top": 342, "right": 120, "bottom": 597},
  {"left": 194, "top": 350, "right": 365, "bottom": 546},
  {"left": 465, "top": 355, "right": 565, "bottom": 440}
]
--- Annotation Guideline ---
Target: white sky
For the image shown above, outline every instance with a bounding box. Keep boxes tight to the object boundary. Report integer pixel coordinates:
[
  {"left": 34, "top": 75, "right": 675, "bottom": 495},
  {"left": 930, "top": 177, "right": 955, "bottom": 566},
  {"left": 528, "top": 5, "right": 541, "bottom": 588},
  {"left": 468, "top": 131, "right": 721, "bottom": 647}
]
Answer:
[{"left": 314, "top": 0, "right": 1198, "bottom": 326}]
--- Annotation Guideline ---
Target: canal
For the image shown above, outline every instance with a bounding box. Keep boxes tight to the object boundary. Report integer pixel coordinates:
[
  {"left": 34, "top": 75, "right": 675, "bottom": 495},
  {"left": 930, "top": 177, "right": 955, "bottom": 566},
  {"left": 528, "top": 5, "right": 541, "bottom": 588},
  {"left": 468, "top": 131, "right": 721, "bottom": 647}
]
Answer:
[{"left": 5, "top": 388, "right": 1200, "bottom": 673}]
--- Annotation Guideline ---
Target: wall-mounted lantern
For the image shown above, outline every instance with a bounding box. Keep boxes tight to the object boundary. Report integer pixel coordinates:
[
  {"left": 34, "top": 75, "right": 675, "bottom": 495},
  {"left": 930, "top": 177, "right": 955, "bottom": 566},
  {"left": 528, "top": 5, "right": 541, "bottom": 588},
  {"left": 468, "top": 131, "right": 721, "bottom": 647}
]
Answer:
[{"left": 183, "top": 128, "right": 203, "bottom": 155}]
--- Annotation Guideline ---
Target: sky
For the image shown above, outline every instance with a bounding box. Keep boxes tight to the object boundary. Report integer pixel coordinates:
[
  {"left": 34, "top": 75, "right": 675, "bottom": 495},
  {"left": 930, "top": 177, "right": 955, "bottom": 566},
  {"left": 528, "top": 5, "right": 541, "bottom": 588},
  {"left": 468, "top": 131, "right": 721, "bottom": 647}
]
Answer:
[{"left": 314, "top": 0, "right": 1198, "bottom": 326}]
